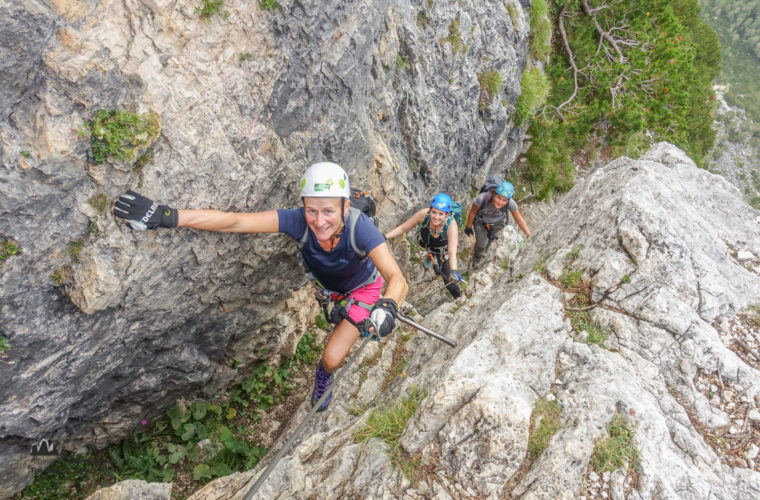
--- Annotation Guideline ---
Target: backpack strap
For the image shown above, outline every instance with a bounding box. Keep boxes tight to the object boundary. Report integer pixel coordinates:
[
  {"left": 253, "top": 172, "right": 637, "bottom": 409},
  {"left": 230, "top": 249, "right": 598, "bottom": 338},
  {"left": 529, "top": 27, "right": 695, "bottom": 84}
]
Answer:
[{"left": 347, "top": 206, "right": 366, "bottom": 259}]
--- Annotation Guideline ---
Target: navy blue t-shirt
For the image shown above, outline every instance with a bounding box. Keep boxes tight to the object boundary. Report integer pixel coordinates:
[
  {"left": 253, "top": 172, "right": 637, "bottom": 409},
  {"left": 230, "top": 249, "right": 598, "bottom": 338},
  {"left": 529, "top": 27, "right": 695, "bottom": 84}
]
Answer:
[{"left": 277, "top": 208, "right": 386, "bottom": 293}]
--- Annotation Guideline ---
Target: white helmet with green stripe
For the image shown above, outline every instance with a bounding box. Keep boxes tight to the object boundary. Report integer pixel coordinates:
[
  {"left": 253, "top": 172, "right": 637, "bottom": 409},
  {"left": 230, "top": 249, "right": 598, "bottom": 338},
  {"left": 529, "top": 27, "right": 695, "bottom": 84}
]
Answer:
[{"left": 300, "top": 162, "right": 350, "bottom": 198}]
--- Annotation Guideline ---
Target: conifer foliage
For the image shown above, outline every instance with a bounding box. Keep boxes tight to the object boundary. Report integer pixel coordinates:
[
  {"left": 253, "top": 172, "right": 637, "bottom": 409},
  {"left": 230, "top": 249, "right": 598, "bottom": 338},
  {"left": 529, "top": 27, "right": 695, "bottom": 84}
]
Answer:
[{"left": 521, "top": 0, "right": 720, "bottom": 199}]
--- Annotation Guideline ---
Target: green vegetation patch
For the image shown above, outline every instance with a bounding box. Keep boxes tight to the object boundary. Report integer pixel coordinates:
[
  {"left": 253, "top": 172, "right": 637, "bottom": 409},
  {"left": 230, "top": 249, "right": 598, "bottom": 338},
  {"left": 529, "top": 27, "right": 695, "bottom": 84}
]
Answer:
[
  {"left": 529, "top": 0, "right": 551, "bottom": 60},
  {"left": 519, "top": 0, "right": 720, "bottom": 200},
  {"left": 197, "top": 0, "right": 229, "bottom": 20},
  {"left": 559, "top": 268, "right": 582, "bottom": 288},
  {"left": 528, "top": 399, "right": 563, "bottom": 457},
  {"left": 1, "top": 239, "right": 22, "bottom": 261},
  {"left": 590, "top": 413, "right": 639, "bottom": 473},
  {"left": 23, "top": 331, "right": 323, "bottom": 497},
  {"left": 514, "top": 67, "right": 550, "bottom": 126},
  {"left": 259, "top": 0, "right": 278, "bottom": 11},
  {"left": 87, "top": 193, "right": 109, "bottom": 213},
  {"left": 82, "top": 110, "right": 160, "bottom": 166},
  {"left": 478, "top": 70, "right": 502, "bottom": 111},
  {"left": 0, "top": 336, "right": 9, "bottom": 355},
  {"left": 441, "top": 19, "right": 465, "bottom": 55},
  {"left": 353, "top": 386, "right": 426, "bottom": 480}
]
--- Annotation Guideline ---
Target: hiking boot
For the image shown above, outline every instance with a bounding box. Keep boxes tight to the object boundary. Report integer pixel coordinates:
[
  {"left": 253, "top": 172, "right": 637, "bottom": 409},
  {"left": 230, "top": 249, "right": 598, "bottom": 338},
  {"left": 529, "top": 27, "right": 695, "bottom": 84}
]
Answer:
[
  {"left": 422, "top": 253, "right": 434, "bottom": 270},
  {"left": 311, "top": 363, "right": 333, "bottom": 412}
]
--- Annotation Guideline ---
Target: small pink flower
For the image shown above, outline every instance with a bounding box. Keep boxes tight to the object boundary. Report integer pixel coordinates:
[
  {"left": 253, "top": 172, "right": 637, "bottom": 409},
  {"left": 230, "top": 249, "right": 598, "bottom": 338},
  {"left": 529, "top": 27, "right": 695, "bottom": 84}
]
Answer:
[{"left": 141, "top": 419, "right": 147, "bottom": 426}]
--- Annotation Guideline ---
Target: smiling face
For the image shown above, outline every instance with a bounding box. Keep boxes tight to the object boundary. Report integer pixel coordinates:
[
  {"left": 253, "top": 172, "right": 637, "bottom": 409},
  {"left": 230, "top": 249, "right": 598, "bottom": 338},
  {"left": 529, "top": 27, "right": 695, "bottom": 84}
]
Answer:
[
  {"left": 429, "top": 207, "right": 448, "bottom": 228},
  {"left": 303, "top": 197, "right": 349, "bottom": 244},
  {"left": 492, "top": 192, "right": 509, "bottom": 209}
]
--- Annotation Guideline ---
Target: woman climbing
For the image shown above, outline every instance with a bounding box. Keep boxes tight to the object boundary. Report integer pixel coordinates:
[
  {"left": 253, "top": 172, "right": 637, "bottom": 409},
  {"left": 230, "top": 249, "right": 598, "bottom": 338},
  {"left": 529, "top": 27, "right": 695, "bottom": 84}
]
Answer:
[
  {"left": 112, "top": 162, "right": 408, "bottom": 411},
  {"left": 384, "top": 193, "right": 463, "bottom": 299}
]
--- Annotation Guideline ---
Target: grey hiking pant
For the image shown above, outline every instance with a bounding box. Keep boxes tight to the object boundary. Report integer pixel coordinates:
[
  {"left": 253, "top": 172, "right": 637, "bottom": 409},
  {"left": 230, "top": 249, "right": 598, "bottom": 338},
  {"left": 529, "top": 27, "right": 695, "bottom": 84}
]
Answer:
[{"left": 473, "top": 220, "right": 505, "bottom": 262}]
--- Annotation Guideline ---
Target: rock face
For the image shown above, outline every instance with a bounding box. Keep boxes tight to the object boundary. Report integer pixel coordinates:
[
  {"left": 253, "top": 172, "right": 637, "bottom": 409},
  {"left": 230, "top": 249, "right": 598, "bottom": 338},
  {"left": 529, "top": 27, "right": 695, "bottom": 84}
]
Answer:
[
  {"left": 188, "top": 143, "right": 760, "bottom": 499},
  {"left": 0, "top": 0, "right": 531, "bottom": 497}
]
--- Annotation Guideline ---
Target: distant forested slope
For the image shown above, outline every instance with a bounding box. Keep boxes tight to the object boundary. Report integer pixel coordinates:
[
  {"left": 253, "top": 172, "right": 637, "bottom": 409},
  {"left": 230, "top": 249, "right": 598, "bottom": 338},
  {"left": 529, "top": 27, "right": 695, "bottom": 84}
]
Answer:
[
  {"left": 700, "top": 1, "right": 760, "bottom": 122},
  {"left": 518, "top": 0, "right": 720, "bottom": 199}
]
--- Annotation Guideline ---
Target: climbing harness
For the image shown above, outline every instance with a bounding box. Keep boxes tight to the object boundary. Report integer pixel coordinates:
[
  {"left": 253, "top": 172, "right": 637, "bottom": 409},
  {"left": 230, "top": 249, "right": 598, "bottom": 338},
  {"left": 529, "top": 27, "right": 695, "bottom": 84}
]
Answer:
[{"left": 311, "top": 268, "right": 380, "bottom": 326}]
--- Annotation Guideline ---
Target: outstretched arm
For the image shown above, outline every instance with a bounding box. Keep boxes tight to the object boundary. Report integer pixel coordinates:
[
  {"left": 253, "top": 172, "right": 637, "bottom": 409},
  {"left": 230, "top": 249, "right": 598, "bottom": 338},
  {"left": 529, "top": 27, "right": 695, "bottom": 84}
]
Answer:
[
  {"left": 384, "top": 208, "right": 428, "bottom": 239},
  {"left": 177, "top": 210, "right": 279, "bottom": 233},
  {"left": 511, "top": 209, "right": 531, "bottom": 237}
]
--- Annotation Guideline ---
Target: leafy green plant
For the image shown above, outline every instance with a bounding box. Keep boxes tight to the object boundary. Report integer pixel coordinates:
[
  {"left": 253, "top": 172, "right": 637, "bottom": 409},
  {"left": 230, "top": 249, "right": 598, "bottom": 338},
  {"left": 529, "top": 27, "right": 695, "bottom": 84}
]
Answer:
[
  {"left": 21, "top": 451, "right": 113, "bottom": 499},
  {"left": 1, "top": 240, "right": 22, "bottom": 261},
  {"left": 353, "top": 386, "right": 426, "bottom": 480},
  {"left": 20, "top": 150, "right": 31, "bottom": 158},
  {"left": 82, "top": 110, "right": 160, "bottom": 166},
  {"left": 0, "top": 336, "right": 9, "bottom": 355},
  {"left": 620, "top": 274, "right": 630, "bottom": 284},
  {"left": 197, "top": 0, "right": 229, "bottom": 20},
  {"left": 314, "top": 313, "right": 329, "bottom": 332},
  {"left": 477, "top": 70, "right": 502, "bottom": 111},
  {"left": 590, "top": 413, "right": 638, "bottom": 473},
  {"left": 259, "top": 0, "right": 278, "bottom": 11},
  {"left": 528, "top": 399, "right": 562, "bottom": 457},
  {"left": 239, "top": 52, "right": 252, "bottom": 62}
]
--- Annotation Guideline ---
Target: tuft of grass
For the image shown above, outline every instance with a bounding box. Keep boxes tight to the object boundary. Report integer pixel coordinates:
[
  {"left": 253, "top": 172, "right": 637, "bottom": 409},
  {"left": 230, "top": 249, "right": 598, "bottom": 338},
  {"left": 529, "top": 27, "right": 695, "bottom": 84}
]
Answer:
[
  {"left": 353, "top": 386, "right": 426, "bottom": 480},
  {"left": 514, "top": 67, "right": 550, "bottom": 126},
  {"left": 197, "top": 0, "right": 229, "bottom": 20},
  {"left": 239, "top": 52, "right": 252, "bottom": 63},
  {"left": 1, "top": 240, "right": 22, "bottom": 261},
  {"left": 68, "top": 240, "right": 83, "bottom": 261},
  {"left": 478, "top": 70, "right": 502, "bottom": 111},
  {"left": 571, "top": 313, "right": 608, "bottom": 346},
  {"left": 528, "top": 399, "right": 562, "bottom": 458},
  {"left": 590, "top": 413, "right": 638, "bottom": 473},
  {"left": 528, "top": 0, "right": 550, "bottom": 60},
  {"left": 559, "top": 269, "right": 582, "bottom": 288},
  {"left": 416, "top": 11, "right": 428, "bottom": 29},
  {"left": 87, "top": 193, "right": 109, "bottom": 213},
  {"left": 620, "top": 274, "right": 630, "bottom": 284},
  {"left": 0, "top": 336, "right": 9, "bottom": 355},
  {"left": 20, "top": 150, "right": 31, "bottom": 158},
  {"left": 259, "top": 0, "right": 278, "bottom": 11},
  {"left": 51, "top": 268, "right": 67, "bottom": 285},
  {"left": 441, "top": 19, "right": 464, "bottom": 55}
]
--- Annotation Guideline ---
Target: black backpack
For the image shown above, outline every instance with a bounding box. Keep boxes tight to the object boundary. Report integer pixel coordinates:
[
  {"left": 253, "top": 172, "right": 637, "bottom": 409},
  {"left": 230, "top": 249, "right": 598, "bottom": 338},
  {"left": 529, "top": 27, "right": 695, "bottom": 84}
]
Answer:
[{"left": 479, "top": 174, "right": 506, "bottom": 194}]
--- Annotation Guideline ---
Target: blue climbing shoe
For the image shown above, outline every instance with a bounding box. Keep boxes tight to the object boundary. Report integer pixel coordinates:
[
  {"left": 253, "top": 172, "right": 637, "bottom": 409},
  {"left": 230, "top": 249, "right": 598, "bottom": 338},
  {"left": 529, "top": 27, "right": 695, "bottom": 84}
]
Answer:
[{"left": 311, "top": 363, "right": 334, "bottom": 412}]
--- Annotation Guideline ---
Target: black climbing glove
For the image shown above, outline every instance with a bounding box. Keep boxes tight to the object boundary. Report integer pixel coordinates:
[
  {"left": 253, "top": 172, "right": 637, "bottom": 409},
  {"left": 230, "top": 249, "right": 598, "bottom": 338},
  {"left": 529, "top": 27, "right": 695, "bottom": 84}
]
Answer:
[
  {"left": 464, "top": 226, "right": 474, "bottom": 237},
  {"left": 113, "top": 190, "right": 178, "bottom": 231},
  {"left": 367, "top": 298, "right": 398, "bottom": 338}
]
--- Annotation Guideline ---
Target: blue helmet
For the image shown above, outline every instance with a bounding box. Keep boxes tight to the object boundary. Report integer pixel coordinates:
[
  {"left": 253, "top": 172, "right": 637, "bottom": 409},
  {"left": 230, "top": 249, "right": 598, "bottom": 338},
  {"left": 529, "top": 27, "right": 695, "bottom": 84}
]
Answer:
[
  {"left": 495, "top": 181, "right": 515, "bottom": 199},
  {"left": 430, "top": 193, "right": 453, "bottom": 213}
]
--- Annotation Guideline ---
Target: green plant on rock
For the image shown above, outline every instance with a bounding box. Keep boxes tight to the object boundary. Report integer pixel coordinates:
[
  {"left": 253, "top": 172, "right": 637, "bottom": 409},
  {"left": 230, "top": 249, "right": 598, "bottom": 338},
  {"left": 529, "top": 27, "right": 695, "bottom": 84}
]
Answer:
[
  {"left": 197, "top": 0, "right": 229, "bottom": 20},
  {"left": 68, "top": 240, "right": 83, "bottom": 261},
  {"left": 20, "top": 150, "right": 31, "bottom": 158},
  {"left": 590, "top": 413, "right": 639, "bottom": 473},
  {"left": 514, "top": 67, "right": 550, "bottom": 127},
  {"left": 1, "top": 240, "right": 22, "bottom": 261},
  {"left": 87, "top": 193, "right": 109, "bottom": 213},
  {"left": 559, "top": 268, "right": 582, "bottom": 288},
  {"left": 441, "top": 19, "right": 464, "bottom": 55},
  {"left": 528, "top": 0, "right": 551, "bottom": 60},
  {"left": 528, "top": 399, "right": 562, "bottom": 457},
  {"left": 83, "top": 110, "right": 160, "bottom": 166},
  {"left": 259, "top": 0, "right": 278, "bottom": 11},
  {"left": 396, "top": 53, "right": 409, "bottom": 69},
  {"left": 353, "top": 386, "right": 426, "bottom": 480},
  {"left": 477, "top": 70, "right": 502, "bottom": 111},
  {"left": 0, "top": 336, "right": 9, "bottom": 355}
]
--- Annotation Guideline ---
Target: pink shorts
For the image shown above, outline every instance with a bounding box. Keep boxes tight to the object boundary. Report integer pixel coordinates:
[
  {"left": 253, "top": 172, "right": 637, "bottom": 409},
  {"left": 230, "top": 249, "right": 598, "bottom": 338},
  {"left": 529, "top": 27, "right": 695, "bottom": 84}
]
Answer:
[{"left": 333, "top": 274, "right": 384, "bottom": 323}]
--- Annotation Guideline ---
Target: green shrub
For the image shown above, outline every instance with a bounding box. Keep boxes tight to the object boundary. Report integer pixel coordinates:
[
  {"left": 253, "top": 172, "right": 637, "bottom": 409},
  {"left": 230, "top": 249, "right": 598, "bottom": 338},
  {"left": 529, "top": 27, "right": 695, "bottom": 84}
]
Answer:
[
  {"left": 529, "top": 0, "right": 551, "bottom": 60},
  {"left": 197, "top": 0, "right": 228, "bottom": 20},
  {"left": 514, "top": 67, "right": 550, "bottom": 126},
  {"left": 260, "top": 0, "right": 278, "bottom": 11}
]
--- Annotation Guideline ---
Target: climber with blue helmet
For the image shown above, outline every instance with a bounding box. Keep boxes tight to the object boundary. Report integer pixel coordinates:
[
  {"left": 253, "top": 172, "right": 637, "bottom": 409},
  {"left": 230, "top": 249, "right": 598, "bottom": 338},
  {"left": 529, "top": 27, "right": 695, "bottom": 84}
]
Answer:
[
  {"left": 385, "top": 193, "right": 464, "bottom": 299},
  {"left": 464, "top": 180, "right": 530, "bottom": 266},
  {"left": 112, "top": 162, "right": 408, "bottom": 412}
]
